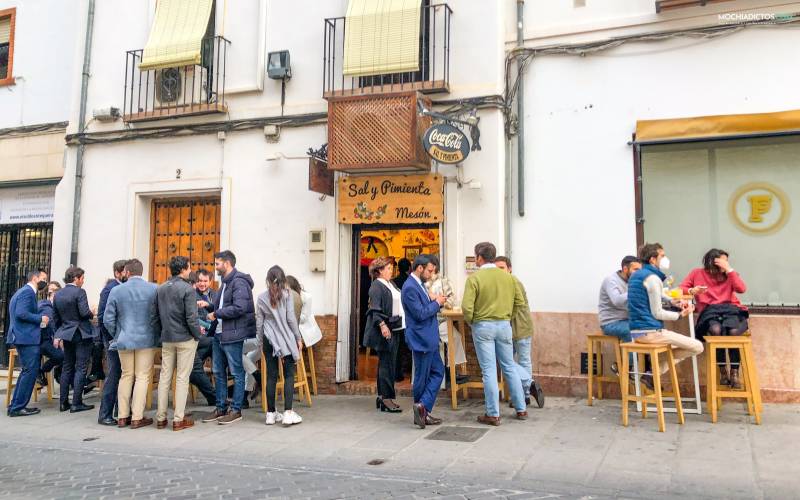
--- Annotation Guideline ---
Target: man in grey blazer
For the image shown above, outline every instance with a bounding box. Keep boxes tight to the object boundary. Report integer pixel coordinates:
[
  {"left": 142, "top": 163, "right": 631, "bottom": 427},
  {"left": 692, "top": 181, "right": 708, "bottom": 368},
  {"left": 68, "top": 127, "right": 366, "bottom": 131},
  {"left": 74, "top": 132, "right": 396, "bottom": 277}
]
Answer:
[{"left": 104, "top": 259, "right": 161, "bottom": 429}]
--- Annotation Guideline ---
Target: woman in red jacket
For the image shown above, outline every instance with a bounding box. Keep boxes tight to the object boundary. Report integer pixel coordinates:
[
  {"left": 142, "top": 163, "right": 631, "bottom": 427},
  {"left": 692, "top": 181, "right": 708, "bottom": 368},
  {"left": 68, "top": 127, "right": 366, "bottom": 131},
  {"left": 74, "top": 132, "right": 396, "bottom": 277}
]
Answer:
[{"left": 680, "top": 249, "right": 748, "bottom": 389}]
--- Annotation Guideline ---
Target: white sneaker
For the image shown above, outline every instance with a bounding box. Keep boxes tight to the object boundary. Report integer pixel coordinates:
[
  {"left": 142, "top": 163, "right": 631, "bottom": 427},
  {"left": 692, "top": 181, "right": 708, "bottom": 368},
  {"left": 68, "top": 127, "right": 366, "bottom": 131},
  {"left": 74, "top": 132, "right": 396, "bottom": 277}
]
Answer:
[
  {"left": 282, "top": 410, "right": 303, "bottom": 426},
  {"left": 265, "top": 412, "right": 283, "bottom": 425}
]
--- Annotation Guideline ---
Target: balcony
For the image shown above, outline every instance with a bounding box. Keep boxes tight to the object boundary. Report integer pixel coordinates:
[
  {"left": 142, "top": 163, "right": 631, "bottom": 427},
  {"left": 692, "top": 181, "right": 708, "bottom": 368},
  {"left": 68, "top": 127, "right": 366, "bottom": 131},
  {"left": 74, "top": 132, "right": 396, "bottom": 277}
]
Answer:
[
  {"left": 123, "top": 36, "right": 230, "bottom": 123},
  {"left": 323, "top": 3, "right": 452, "bottom": 99}
]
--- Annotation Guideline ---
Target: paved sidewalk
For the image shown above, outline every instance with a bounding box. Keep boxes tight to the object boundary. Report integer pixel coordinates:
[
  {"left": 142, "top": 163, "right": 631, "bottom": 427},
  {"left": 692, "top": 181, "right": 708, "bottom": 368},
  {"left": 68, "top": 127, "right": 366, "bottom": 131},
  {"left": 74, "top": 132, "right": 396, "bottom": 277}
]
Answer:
[{"left": 0, "top": 392, "right": 797, "bottom": 499}]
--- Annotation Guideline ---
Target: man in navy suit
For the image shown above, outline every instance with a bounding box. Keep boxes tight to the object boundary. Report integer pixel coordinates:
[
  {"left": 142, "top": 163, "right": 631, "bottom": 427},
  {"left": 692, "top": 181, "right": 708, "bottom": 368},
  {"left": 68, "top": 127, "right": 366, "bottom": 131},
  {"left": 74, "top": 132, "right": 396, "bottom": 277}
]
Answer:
[
  {"left": 97, "top": 260, "right": 129, "bottom": 426},
  {"left": 6, "top": 268, "right": 50, "bottom": 417},
  {"left": 401, "top": 254, "right": 446, "bottom": 429},
  {"left": 53, "top": 266, "right": 96, "bottom": 413}
]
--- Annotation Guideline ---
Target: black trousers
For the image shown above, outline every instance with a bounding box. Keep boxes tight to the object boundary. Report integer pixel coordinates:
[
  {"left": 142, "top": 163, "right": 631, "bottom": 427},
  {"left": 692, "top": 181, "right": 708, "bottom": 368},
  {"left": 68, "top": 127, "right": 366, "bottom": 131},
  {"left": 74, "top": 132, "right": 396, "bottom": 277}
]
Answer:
[
  {"left": 263, "top": 338, "right": 296, "bottom": 412},
  {"left": 39, "top": 339, "right": 64, "bottom": 373},
  {"left": 698, "top": 318, "right": 749, "bottom": 365},
  {"left": 377, "top": 331, "right": 401, "bottom": 399},
  {"left": 60, "top": 337, "right": 93, "bottom": 406},
  {"left": 90, "top": 342, "right": 106, "bottom": 379},
  {"left": 98, "top": 345, "right": 121, "bottom": 420},
  {"left": 190, "top": 336, "right": 216, "bottom": 405}
]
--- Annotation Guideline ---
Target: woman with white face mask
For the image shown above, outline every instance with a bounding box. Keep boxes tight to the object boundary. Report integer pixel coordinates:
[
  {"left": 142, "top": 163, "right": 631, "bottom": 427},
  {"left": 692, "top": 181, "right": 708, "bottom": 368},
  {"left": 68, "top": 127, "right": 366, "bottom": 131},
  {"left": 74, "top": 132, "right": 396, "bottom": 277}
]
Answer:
[{"left": 626, "top": 243, "right": 704, "bottom": 390}]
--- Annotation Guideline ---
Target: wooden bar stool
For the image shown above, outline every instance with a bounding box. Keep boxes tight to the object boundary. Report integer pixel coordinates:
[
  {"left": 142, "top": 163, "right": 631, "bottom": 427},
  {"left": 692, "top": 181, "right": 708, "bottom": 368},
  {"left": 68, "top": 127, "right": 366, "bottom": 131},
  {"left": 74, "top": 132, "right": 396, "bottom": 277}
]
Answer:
[
  {"left": 4, "top": 348, "right": 52, "bottom": 407},
  {"left": 260, "top": 350, "right": 312, "bottom": 413},
  {"left": 305, "top": 345, "right": 318, "bottom": 396},
  {"left": 620, "top": 341, "right": 684, "bottom": 432},
  {"left": 4, "top": 348, "right": 18, "bottom": 407},
  {"left": 586, "top": 334, "right": 622, "bottom": 405},
  {"left": 705, "top": 335, "right": 762, "bottom": 425}
]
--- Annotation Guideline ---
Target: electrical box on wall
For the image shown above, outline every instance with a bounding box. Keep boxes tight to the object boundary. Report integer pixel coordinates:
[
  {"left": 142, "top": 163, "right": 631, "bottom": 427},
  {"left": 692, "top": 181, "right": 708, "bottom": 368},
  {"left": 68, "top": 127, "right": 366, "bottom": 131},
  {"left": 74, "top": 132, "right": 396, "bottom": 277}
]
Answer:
[{"left": 309, "top": 229, "right": 326, "bottom": 272}]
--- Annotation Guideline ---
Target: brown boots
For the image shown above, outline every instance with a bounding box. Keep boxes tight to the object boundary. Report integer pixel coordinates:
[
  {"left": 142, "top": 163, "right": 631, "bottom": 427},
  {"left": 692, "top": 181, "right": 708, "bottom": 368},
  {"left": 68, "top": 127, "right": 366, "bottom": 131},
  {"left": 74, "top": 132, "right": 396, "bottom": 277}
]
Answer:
[{"left": 719, "top": 366, "right": 742, "bottom": 390}]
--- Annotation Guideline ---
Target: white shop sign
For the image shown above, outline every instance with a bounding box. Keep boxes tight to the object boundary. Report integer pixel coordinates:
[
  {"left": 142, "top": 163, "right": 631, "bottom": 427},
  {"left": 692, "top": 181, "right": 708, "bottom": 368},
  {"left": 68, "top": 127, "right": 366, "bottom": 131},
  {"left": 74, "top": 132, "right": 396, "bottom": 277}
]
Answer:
[{"left": 0, "top": 185, "right": 56, "bottom": 224}]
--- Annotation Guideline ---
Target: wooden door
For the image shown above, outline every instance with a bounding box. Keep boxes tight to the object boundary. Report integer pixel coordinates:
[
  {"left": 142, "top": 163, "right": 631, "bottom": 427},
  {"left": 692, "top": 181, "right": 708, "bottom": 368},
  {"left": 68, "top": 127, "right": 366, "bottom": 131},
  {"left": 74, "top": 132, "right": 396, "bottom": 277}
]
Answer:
[{"left": 149, "top": 198, "right": 221, "bottom": 284}]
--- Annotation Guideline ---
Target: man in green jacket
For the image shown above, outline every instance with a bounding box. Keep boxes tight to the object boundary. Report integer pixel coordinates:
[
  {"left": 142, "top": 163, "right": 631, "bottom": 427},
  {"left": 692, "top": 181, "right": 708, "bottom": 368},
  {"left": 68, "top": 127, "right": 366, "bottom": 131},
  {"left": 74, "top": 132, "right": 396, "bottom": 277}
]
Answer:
[
  {"left": 495, "top": 256, "right": 544, "bottom": 408},
  {"left": 462, "top": 242, "right": 531, "bottom": 425}
]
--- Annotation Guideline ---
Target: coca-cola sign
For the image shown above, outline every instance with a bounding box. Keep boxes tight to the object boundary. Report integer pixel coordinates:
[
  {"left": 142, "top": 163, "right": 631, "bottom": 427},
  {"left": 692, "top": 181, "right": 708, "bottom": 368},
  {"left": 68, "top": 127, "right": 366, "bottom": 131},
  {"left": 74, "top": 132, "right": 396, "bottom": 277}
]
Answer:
[{"left": 422, "top": 123, "right": 470, "bottom": 164}]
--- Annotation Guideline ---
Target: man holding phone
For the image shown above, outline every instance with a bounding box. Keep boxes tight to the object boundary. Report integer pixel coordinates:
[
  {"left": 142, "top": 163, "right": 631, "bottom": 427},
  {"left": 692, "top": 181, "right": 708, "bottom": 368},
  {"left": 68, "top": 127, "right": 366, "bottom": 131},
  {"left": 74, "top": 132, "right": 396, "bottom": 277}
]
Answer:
[{"left": 425, "top": 255, "right": 467, "bottom": 378}]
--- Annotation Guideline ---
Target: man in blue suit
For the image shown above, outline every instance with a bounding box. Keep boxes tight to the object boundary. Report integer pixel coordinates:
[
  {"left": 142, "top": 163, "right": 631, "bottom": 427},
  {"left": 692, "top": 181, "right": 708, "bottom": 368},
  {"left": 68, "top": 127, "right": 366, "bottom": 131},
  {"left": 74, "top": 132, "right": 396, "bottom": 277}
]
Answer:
[
  {"left": 97, "top": 259, "right": 129, "bottom": 426},
  {"left": 401, "top": 254, "right": 446, "bottom": 429},
  {"left": 6, "top": 268, "right": 50, "bottom": 417}
]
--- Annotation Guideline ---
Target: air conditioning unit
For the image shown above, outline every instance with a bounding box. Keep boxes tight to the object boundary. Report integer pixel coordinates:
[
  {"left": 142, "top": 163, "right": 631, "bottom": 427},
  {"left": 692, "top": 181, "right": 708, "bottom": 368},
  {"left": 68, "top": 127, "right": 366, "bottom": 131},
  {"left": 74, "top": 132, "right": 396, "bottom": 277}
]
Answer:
[{"left": 153, "top": 66, "right": 210, "bottom": 108}]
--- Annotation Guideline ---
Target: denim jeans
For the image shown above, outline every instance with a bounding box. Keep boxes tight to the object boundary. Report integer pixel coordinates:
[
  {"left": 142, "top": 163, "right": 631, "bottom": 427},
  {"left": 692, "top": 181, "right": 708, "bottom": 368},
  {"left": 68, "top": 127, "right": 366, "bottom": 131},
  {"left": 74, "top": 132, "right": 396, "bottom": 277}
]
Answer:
[
  {"left": 601, "top": 320, "right": 632, "bottom": 343},
  {"left": 8, "top": 344, "right": 41, "bottom": 413},
  {"left": 212, "top": 337, "right": 245, "bottom": 412},
  {"left": 513, "top": 337, "right": 533, "bottom": 396},
  {"left": 471, "top": 320, "right": 525, "bottom": 416},
  {"left": 601, "top": 320, "right": 635, "bottom": 367}
]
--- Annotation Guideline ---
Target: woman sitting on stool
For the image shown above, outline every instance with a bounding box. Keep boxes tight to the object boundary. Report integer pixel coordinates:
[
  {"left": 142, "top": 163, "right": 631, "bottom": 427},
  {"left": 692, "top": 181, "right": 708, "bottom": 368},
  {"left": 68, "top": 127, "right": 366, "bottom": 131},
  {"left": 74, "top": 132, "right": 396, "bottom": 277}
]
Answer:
[
  {"left": 363, "top": 257, "right": 404, "bottom": 413},
  {"left": 681, "top": 248, "right": 748, "bottom": 389}
]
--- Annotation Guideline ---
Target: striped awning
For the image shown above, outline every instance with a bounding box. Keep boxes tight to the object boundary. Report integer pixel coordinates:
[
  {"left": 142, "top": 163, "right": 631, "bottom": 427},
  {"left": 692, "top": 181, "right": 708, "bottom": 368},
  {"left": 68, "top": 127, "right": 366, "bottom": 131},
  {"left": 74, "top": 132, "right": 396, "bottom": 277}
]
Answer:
[
  {"left": 343, "top": 0, "right": 421, "bottom": 77},
  {"left": 139, "top": 0, "right": 214, "bottom": 71}
]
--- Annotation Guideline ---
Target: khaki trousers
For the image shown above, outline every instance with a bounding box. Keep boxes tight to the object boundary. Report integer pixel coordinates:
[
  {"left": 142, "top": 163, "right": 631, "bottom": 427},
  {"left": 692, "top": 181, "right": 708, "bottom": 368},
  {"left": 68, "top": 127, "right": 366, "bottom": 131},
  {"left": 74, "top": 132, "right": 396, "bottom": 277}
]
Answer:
[
  {"left": 636, "top": 329, "right": 704, "bottom": 374},
  {"left": 118, "top": 348, "right": 156, "bottom": 420},
  {"left": 157, "top": 339, "right": 199, "bottom": 423}
]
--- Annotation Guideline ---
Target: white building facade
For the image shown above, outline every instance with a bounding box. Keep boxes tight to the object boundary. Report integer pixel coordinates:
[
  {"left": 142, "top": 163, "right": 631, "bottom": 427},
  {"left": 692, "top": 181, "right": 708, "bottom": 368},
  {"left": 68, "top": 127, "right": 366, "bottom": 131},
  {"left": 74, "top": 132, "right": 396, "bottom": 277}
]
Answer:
[
  {"left": 0, "top": 0, "right": 79, "bottom": 364},
  {"left": 46, "top": 0, "right": 799, "bottom": 400}
]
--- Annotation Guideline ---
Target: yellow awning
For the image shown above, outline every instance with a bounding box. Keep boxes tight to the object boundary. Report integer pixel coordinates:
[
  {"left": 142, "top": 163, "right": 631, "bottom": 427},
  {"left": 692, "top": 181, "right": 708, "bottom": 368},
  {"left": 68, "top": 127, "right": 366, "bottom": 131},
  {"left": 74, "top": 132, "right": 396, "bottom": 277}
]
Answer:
[
  {"left": 636, "top": 109, "right": 800, "bottom": 143},
  {"left": 343, "top": 0, "right": 421, "bottom": 77},
  {"left": 139, "top": 0, "right": 214, "bottom": 71}
]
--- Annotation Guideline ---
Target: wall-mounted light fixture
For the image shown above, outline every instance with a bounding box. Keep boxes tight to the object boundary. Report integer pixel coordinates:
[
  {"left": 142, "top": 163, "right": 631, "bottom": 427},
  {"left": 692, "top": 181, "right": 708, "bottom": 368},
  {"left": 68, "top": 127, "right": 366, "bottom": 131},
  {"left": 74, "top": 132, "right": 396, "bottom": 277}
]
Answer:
[
  {"left": 267, "top": 50, "right": 292, "bottom": 116},
  {"left": 267, "top": 50, "right": 291, "bottom": 80}
]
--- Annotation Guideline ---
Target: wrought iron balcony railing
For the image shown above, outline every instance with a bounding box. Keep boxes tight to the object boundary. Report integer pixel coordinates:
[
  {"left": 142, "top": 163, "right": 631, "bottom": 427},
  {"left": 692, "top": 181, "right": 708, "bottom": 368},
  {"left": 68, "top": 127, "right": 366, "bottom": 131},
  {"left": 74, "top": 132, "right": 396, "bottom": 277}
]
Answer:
[
  {"left": 123, "top": 36, "right": 230, "bottom": 122},
  {"left": 323, "top": 3, "right": 452, "bottom": 98}
]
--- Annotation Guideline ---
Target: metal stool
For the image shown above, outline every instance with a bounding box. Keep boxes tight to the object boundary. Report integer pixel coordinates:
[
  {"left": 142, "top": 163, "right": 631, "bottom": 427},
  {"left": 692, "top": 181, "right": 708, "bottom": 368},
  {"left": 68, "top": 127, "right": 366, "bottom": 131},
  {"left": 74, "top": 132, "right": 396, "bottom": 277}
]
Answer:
[
  {"left": 586, "top": 334, "right": 622, "bottom": 405},
  {"left": 620, "top": 341, "right": 684, "bottom": 432},
  {"left": 705, "top": 335, "right": 762, "bottom": 425}
]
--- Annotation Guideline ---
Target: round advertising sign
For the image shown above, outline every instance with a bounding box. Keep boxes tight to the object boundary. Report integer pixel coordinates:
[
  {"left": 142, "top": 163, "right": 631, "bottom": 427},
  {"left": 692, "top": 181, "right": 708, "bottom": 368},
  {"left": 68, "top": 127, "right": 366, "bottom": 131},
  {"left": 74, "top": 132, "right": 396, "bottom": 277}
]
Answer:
[{"left": 422, "top": 123, "right": 471, "bottom": 164}]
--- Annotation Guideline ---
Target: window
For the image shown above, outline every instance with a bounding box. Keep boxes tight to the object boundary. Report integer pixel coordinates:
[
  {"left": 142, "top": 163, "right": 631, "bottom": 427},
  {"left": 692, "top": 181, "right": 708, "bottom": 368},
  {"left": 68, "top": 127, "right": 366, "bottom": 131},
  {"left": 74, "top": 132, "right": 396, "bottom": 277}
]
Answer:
[
  {"left": 358, "top": 0, "right": 431, "bottom": 89},
  {"left": 0, "top": 8, "right": 15, "bottom": 85},
  {"left": 639, "top": 136, "right": 799, "bottom": 310}
]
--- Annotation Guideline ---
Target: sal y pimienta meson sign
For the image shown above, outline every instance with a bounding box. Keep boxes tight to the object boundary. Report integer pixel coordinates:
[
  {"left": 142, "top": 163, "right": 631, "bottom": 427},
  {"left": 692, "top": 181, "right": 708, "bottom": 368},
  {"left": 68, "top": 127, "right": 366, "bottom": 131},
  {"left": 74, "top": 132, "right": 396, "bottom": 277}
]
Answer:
[{"left": 338, "top": 174, "right": 444, "bottom": 224}]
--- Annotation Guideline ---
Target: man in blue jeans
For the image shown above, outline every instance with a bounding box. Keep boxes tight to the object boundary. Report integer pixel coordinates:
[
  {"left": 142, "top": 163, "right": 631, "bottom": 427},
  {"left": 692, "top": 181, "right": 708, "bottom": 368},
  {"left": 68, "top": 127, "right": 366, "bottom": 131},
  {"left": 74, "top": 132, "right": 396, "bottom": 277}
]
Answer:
[
  {"left": 6, "top": 269, "right": 50, "bottom": 417},
  {"left": 462, "top": 242, "right": 528, "bottom": 426},
  {"left": 598, "top": 256, "right": 642, "bottom": 343},
  {"left": 202, "top": 250, "right": 256, "bottom": 425},
  {"left": 598, "top": 256, "right": 642, "bottom": 372}
]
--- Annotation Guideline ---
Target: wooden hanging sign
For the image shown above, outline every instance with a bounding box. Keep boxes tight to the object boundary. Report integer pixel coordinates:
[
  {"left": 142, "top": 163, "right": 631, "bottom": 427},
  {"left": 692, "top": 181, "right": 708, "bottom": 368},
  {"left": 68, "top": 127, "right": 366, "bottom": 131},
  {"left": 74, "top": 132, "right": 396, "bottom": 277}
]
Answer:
[{"left": 338, "top": 174, "right": 444, "bottom": 224}]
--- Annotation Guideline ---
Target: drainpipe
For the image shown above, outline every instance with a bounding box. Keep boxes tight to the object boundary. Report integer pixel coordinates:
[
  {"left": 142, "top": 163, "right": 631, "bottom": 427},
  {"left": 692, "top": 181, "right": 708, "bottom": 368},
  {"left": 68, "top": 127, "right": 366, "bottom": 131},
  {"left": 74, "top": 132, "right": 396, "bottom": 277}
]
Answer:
[
  {"left": 70, "top": 0, "right": 95, "bottom": 265},
  {"left": 516, "top": 0, "right": 525, "bottom": 218}
]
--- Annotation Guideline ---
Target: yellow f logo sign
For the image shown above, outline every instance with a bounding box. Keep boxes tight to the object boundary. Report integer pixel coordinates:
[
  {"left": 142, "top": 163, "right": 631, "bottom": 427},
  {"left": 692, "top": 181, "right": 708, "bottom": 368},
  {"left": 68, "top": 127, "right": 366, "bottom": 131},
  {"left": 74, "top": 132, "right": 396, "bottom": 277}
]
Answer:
[{"left": 747, "top": 194, "right": 773, "bottom": 223}]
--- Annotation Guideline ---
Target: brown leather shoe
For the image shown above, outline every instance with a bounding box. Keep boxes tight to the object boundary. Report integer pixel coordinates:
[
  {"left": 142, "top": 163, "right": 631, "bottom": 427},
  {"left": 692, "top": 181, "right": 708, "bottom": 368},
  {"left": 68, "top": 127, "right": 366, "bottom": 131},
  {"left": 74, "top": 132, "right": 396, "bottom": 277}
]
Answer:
[
  {"left": 130, "top": 417, "right": 153, "bottom": 429},
  {"left": 117, "top": 417, "right": 130, "bottom": 428},
  {"left": 156, "top": 419, "right": 168, "bottom": 429},
  {"left": 173, "top": 417, "right": 195, "bottom": 431},
  {"left": 516, "top": 411, "right": 528, "bottom": 420},
  {"left": 425, "top": 414, "right": 442, "bottom": 425},
  {"left": 201, "top": 409, "right": 227, "bottom": 423},
  {"left": 477, "top": 414, "right": 501, "bottom": 426}
]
